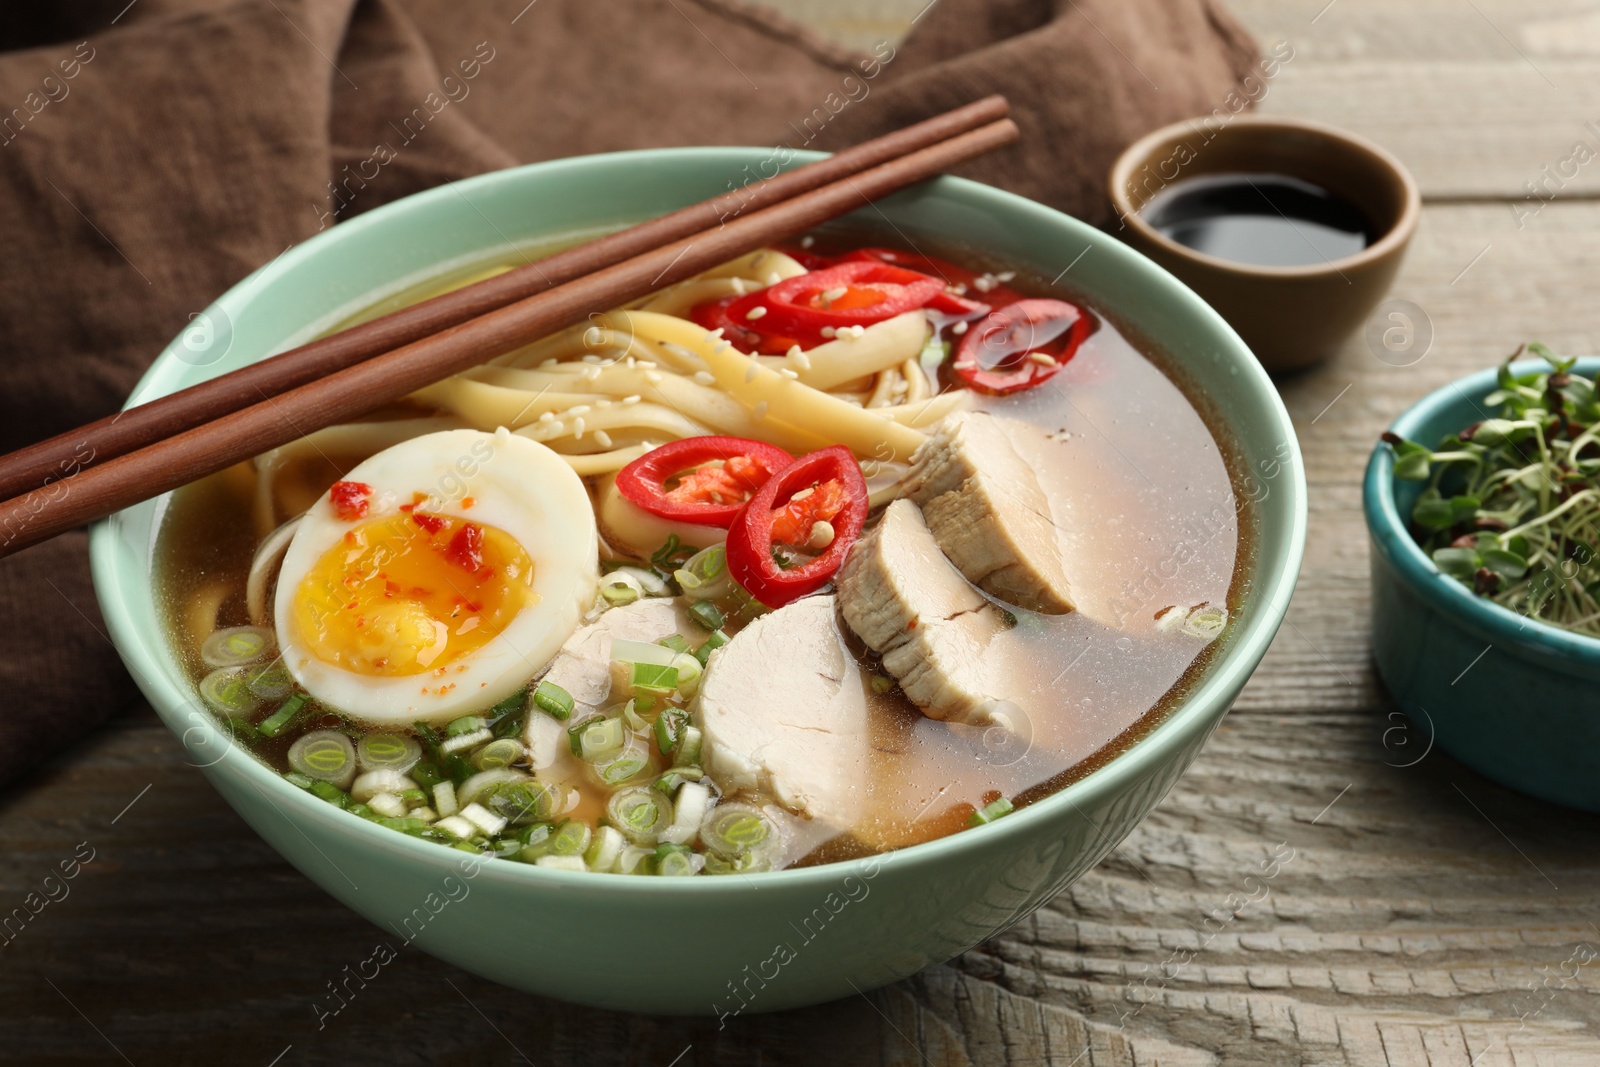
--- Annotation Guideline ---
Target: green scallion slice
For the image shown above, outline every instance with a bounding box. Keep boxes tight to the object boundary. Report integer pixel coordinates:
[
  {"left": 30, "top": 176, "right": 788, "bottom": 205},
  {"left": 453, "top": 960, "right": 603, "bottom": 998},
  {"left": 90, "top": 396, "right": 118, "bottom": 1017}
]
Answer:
[
  {"left": 356, "top": 732, "right": 422, "bottom": 773},
  {"left": 532, "top": 680, "right": 574, "bottom": 721},
  {"left": 654, "top": 842, "right": 696, "bottom": 877},
  {"left": 701, "top": 803, "right": 773, "bottom": 857},
  {"left": 256, "top": 694, "right": 307, "bottom": 738},
  {"left": 687, "top": 600, "right": 725, "bottom": 631},
  {"left": 199, "top": 666, "right": 262, "bottom": 720},
  {"left": 547, "top": 820, "right": 592, "bottom": 857},
  {"left": 657, "top": 633, "right": 691, "bottom": 654},
  {"left": 287, "top": 730, "right": 357, "bottom": 789},
  {"left": 473, "top": 738, "right": 523, "bottom": 771},
  {"left": 969, "top": 797, "right": 1015, "bottom": 826},
  {"left": 694, "top": 629, "right": 730, "bottom": 666},
  {"left": 653, "top": 709, "right": 687, "bottom": 754},
  {"left": 200, "top": 625, "right": 275, "bottom": 668},
  {"left": 245, "top": 659, "right": 295, "bottom": 701},
  {"left": 568, "top": 716, "right": 625, "bottom": 761},
  {"left": 446, "top": 714, "right": 488, "bottom": 738},
  {"left": 631, "top": 662, "right": 678, "bottom": 694},
  {"left": 607, "top": 787, "right": 671, "bottom": 845},
  {"left": 673, "top": 726, "right": 703, "bottom": 769}
]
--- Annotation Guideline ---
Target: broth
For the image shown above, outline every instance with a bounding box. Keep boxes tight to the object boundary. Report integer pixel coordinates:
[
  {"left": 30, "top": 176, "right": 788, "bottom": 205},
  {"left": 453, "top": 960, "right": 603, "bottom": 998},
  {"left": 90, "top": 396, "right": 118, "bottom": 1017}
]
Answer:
[{"left": 155, "top": 231, "right": 1248, "bottom": 874}]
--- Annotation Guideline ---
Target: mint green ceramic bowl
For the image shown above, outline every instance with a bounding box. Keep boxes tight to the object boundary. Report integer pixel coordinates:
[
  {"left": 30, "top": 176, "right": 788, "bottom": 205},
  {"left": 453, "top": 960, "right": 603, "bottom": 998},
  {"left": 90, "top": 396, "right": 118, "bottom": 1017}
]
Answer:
[{"left": 90, "top": 148, "right": 1306, "bottom": 1015}]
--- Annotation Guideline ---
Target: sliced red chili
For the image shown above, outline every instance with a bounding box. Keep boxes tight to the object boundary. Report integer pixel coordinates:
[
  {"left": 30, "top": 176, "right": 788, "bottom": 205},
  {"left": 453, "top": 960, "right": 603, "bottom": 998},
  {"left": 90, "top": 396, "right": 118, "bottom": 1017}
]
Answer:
[
  {"left": 724, "top": 261, "right": 944, "bottom": 348},
  {"left": 328, "top": 480, "right": 372, "bottom": 521},
  {"left": 615, "top": 436, "right": 794, "bottom": 528},
  {"left": 445, "top": 523, "right": 488, "bottom": 575},
  {"left": 688, "top": 295, "right": 804, "bottom": 355},
  {"left": 840, "top": 247, "right": 1028, "bottom": 311},
  {"left": 944, "top": 298, "right": 1095, "bottom": 396},
  {"left": 725, "top": 446, "right": 869, "bottom": 609}
]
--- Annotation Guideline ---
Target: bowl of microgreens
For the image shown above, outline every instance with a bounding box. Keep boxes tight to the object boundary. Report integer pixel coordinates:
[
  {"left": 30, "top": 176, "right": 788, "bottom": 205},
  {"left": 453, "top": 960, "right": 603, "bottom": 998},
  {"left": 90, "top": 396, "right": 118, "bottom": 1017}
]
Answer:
[{"left": 1367, "top": 345, "right": 1600, "bottom": 811}]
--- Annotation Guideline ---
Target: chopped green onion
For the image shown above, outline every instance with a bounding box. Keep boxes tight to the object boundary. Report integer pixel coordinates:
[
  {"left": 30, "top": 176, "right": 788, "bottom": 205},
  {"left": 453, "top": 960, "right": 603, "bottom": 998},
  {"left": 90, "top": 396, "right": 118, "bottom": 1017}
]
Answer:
[
  {"left": 631, "top": 662, "right": 678, "bottom": 694},
  {"left": 255, "top": 694, "right": 307, "bottom": 738},
  {"left": 599, "top": 570, "right": 643, "bottom": 605},
  {"left": 618, "top": 844, "right": 656, "bottom": 875},
  {"left": 687, "top": 600, "right": 725, "bottom": 631},
  {"left": 308, "top": 780, "right": 350, "bottom": 808},
  {"left": 694, "top": 629, "right": 730, "bottom": 666},
  {"left": 245, "top": 659, "right": 295, "bottom": 701},
  {"left": 374, "top": 817, "right": 430, "bottom": 834},
  {"left": 200, "top": 625, "right": 274, "bottom": 668},
  {"left": 657, "top": 633, "right": 691, "bottom": 654},
  {"left": 488, "top": 689, "right": 528, "bottom": 738},
  {"left": 592, "top": 744, "right": 651, "bottom": 787},
  {"left": 482, "top": 778, "right": 562, "bottom": 825},
  {"left": 673, "top": 725, "right": 702, "bottom": 768},
  {"left": 356, "top": 732, "right": 422, "bottom": 773},
  {"left": 351, "top": 769, "right": 416, "bottom": 802},
  {"left": 439, "top": 728, "right": 491, "bottom": 755},
  {"left": 473, "top": 738, "right": 524, "bottom": 771},
  {"left": 969, "top": 796, "right": 1015, "bottom": 826},
  {"left": 607, "top": 787, "right": 671, "bottom": 844},
  {"left": 674, "top": 544, "right": 730, "bottom": 600},
  {"left": 700, "top": 803, "right": 773, "bottom": 857},
  {"left": 532, "top": 679, "right": 574, "bottom": 721},
  {"left": 654, "top": 842, "right": 696, "bottom": 877},
  {"left": 283, "top": 771, "right": 315, "bottom": 790},
  {"left": 409, "top": 761, "right": 444, "bottom": 789},
  {"left": 199, "top": 666, "right": 261, "bottom": 719},
  {"left": 534, "top": 854, "right": 588, "bottom": 872},
  {"left": 287, "top": 730, "right": 357, "bottom": 789},
  {"left": 611, "top": 639, "right": 679, "bottom": 668},
  {"left": 670, "top": 653, "right": 702, "bottom": 697},
  {"left": 446, "top": 715, "right": 488, "bottom": 738},
  {"left": 654, "top": 770, "right": 688, "bottom": 796},
  {"left": 398, "top": 787, "right": 429, "bottom": 808},
  {"left": 585, "top": 825, "right": 626, "bottom": 872},
  {"left": 653, "top": 709, "right": 687, "bottom": 754},
  {"left": 703, "top": 849, "right": 771, "bottom": 875},
  {"left": 547, "top": 820, "right": 592, "bottom": 857},
  {"left": 568, "top": 716, "right": 625, "bottom": 761}
]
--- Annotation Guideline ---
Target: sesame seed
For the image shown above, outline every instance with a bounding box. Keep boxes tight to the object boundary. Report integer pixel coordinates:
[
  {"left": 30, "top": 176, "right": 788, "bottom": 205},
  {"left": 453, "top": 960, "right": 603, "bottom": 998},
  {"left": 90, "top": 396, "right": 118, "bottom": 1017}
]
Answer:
[
  {"left": 539, "top": 358, "right": 558, "bottom": 368},
  {"left": 636, "top": 360, "right": 657, "bottom": 369},
  {"left": 582, "top": 353, "right": 603, "bottom": 365},
  {"left": 622, "top": 394, "right": 642, "bottom": 405},
  {"left": 780, "top": 368, "right": 799, "bottom": 379},
  {"left": 800, "top": 235, "right": 815, "bottom": 248},
  {"left": 790, "top": 349, "right": 812, "bottom": 370},
  {"left": 765, "top": 272, "right": 781, "bottom": 286},
  {"left": 1029, "top": 351, "right": 1058, "bottom": 366},
  {"left": 745, "top": 306, "right": 768, "bottom": 321},
  {"left": 820, "top": 326, "right": 836, "bottom": 339},
  {"left": 730, "top": 277, "right": 747, "bottom": 295},
  {"left": 744, "top": 364, "right": 759, "bottom": 383},
  {"left": 820, "top": 287, "right": 848, "bottom": 304},
  {"left": 538, "top": 411, "right": 555, "bottom": 423},
  {"left": 952, "top": 321, "right": 969, "bottom": 335},
  {"left": 790, "top": 486, "right": 815, "bottom": 502},
  {"left": 573, "top": 417, "right": 586, "bottom": 439},
  {"left": 568, "top": 404, "right": 592, "bottom": 415},
  {"left": 712, "top": 341, "right": 731, "bottom": 354},
  {"left": 996, "top": 271, "right": 1016, "bottom": 282},
  {"left": 693, "top": 371, "right": 716, "bottom": 386},
  {"left": 645, "top": 371, "right": 663, "bottom": 383},
  {"left": 707, "top": 327, "right": 725, "bottom": 339},
  {"left": 583, "top": 366, "right": 602, "bottom": 382},
  {"left": 594, "top": 430, "right": 614, "bottom": 449},
  {"left": 597, "top": 399, "right": 612, "bottom": 408}
]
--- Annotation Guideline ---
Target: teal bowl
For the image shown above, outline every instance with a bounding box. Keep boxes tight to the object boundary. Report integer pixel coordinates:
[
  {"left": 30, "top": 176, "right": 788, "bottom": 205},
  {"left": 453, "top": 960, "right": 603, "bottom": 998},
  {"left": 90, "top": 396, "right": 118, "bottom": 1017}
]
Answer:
[
  {"left": 90, "top": 148, "right": 1306, "bottom": 1014},
  {"left": 1365, "top": 358, "right": 1600, "bottom": 811}
]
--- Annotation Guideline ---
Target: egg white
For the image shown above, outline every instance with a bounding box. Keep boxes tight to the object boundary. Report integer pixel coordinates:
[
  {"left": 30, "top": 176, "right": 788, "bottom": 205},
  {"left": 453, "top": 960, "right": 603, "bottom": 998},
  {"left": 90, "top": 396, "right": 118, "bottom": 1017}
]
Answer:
[{"left": 274, "top": 428, "right": 598, "bottom": 724}]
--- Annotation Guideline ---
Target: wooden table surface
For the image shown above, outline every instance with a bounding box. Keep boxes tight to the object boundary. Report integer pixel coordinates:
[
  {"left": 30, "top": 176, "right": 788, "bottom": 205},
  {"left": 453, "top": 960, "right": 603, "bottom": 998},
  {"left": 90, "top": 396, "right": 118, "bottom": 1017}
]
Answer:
[{"left": 7, "top": 2, "right": 1600, "bottom": 1064}]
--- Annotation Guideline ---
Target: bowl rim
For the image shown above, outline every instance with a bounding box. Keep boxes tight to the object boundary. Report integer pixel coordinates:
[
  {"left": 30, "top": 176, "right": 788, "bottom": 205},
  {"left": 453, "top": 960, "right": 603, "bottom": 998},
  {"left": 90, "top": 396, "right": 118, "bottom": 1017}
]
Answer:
[
  {"left": 1363, "top": 356, "right": 1600, "bottom": 668},
  {"left": 90, "top": 145, "right": 1308, "bottom": 893},
  {"left": 1106, "top": 114, "right": 1422, "bottom": 281}
]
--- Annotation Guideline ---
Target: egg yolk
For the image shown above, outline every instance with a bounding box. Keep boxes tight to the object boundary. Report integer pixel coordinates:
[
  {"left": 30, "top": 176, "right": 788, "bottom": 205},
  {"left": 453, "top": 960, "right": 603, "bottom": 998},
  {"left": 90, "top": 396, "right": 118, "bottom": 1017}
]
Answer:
[{"left": 292, "top": 511, "right": 537, "bottom": 676}]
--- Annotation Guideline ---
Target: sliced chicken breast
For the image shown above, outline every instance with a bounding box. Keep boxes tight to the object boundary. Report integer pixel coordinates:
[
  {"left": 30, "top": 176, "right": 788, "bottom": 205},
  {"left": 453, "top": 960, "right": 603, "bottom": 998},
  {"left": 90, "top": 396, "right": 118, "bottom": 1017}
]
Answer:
[
  {"left": 903, "top": 411, "right": 1074, "bottom": 615},
  {"left": 835, "top": 499, "right": 1012, "bottom": 726},
  {"left": 694, "top": 595, "right": 870, "bottom": 831}
]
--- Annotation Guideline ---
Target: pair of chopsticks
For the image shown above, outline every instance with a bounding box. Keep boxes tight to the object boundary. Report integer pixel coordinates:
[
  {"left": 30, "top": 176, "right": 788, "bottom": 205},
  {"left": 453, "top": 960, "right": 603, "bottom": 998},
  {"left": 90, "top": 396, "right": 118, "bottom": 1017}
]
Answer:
[{"left": 0, "top": 96, "right": 1017, "bottom": 558}]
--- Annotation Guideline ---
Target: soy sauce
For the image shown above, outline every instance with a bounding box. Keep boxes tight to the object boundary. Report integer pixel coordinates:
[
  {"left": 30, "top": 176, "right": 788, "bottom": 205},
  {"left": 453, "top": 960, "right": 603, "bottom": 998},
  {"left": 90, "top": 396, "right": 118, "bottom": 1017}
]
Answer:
[{"left": 1140, "top": 172, "right": 1374, "bottom": 268}]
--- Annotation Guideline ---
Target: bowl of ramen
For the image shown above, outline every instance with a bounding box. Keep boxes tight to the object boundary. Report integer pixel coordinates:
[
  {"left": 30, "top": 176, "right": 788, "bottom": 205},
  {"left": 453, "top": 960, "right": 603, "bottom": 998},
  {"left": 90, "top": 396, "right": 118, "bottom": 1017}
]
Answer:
[{"left": 91, "top": 147, "right": 1305, "bottom": 1014}]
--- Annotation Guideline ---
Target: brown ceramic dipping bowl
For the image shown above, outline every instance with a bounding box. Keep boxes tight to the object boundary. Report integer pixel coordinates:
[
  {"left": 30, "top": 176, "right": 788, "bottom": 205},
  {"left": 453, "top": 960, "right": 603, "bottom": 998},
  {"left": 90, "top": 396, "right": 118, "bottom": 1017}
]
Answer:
[{"left": 1108, "top": 115, "right": 1420, "bottom": 374}]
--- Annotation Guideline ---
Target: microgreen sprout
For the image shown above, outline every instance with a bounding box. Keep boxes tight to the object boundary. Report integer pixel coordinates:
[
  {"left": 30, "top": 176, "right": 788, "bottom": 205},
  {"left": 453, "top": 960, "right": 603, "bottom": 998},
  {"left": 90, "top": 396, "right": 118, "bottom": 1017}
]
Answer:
[{"left": 1383, "top": 344, "right": 1600, "bottom": 633}]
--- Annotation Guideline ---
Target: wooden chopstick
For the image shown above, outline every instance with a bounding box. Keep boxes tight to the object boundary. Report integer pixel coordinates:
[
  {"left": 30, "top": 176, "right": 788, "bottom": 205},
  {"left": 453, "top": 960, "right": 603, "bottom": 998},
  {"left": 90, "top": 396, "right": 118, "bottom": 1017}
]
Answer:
[
  {"left": 0, "top": 116, "right": 1019, "bottom": 559},
  {"left": 0, "top": 96, "right": 1011, "bottom": 504}
]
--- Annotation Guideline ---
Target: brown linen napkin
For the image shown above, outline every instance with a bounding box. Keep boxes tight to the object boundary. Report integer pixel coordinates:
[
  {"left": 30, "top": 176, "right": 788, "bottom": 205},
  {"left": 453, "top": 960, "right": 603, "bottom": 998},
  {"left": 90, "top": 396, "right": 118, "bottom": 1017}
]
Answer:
[{"left": 0, "top": 0, "right": 1257, "bottom": 787}]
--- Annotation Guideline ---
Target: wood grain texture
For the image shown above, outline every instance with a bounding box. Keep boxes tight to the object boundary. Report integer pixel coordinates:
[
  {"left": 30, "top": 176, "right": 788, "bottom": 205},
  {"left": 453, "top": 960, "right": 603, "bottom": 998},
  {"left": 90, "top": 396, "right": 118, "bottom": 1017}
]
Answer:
[{"left": 5, "top": 2, "right": 1600, "bottom": 1065}]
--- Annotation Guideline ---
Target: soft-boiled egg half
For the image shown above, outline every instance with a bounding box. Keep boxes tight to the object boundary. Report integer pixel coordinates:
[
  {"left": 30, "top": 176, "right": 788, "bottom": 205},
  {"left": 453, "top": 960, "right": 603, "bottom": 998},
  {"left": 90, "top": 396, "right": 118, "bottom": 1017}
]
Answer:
[{"left": 274, "top": 428, "right": 598, "bottom": 724}]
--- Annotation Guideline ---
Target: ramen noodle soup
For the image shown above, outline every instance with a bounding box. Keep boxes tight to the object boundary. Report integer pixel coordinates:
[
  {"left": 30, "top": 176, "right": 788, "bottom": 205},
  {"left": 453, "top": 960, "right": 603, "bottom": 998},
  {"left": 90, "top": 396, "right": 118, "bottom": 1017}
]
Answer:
[{"left": 156, "top": 236, "right": 1247, "bottom": 876}]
